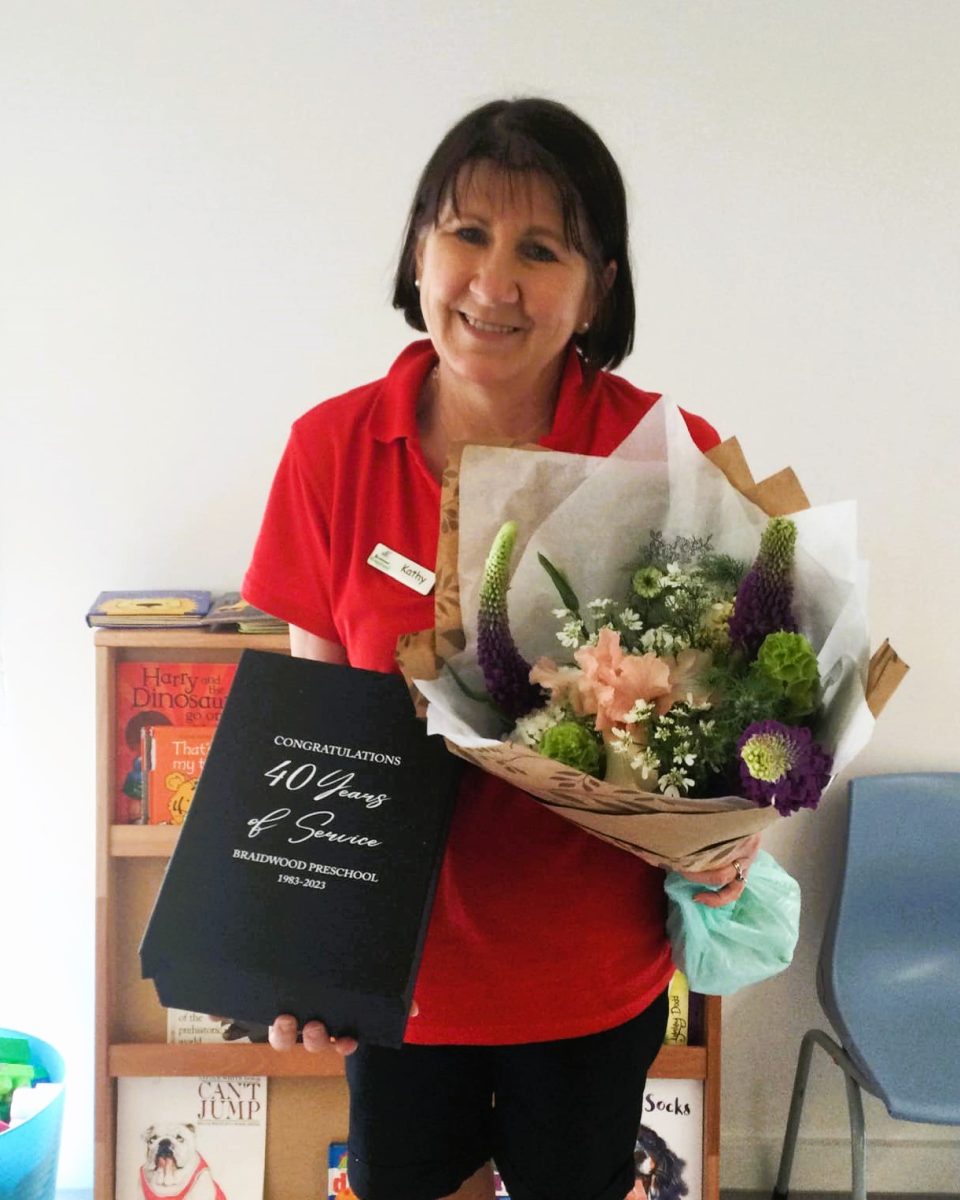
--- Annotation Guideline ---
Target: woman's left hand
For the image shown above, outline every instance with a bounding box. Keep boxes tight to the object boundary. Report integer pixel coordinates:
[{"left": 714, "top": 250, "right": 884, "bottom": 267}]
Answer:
[{"left": 674, "top": 834, "right": 762, "bottom": 908}]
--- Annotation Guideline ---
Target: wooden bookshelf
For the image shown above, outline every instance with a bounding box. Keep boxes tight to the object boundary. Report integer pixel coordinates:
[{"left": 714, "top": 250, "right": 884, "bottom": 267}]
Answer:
[{"left": 94, "top": 629, "right": 721, "bottom": 1200}]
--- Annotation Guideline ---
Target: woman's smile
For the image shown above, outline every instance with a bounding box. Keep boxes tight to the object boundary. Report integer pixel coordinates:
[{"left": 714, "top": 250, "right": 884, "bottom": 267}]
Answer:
[{"left": 459, "top": 311, "right": 525, "bottom": 336}]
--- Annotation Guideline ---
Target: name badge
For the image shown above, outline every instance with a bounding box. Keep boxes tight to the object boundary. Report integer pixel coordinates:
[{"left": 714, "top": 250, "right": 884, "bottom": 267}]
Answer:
[{"left": 367, "top": 544, "right": 436, "bottom": 595}]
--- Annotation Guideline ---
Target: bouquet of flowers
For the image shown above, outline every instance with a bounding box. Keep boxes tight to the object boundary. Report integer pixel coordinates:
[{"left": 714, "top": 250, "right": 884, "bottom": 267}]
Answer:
[
  {"left": 476, "top": 513, "right": 833, "bottom": 814},
  {"left": 396, "top": 398, "right": 905, "bottom": 875}
]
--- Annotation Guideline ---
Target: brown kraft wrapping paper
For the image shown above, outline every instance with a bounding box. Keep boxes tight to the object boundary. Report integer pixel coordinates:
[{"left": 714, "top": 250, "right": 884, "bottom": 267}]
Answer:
[{"left": 395, "top": 436, "right": 908, "bottom": 872}]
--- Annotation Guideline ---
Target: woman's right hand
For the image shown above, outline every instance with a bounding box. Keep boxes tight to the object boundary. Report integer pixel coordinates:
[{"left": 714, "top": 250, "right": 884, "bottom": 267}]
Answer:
[{"left": 268, "top": 1014, "right": 358, "bottom": 1057}]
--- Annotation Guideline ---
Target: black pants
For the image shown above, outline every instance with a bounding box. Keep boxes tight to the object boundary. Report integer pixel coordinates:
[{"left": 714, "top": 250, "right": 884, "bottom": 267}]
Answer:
[{"left": 346, "top": 989, "right": 669, "bottom": 1200}]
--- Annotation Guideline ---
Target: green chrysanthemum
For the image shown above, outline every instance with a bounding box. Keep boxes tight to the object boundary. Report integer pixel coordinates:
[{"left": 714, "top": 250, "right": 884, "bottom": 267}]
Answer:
[
  {"left": 755, "top": 631, "right": 820, "bottom": 717},
  {"left": 539, "top": 721, "right": 602, "bottom": 776},
  {"left": 632, "top": 565, "right": 663, "bottom": 599}
]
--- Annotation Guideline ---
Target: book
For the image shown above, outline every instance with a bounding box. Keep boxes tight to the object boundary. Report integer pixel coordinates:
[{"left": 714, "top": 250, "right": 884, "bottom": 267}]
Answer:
[
  {"left": 325, "top": 1144, "right": 510, "bottom": 1200},
  {"left": 198, "top": 591, "right": 288, "bottom": 634},
  {"left": 635, "top": 1078, "right": 703, "bottom": 1200},
  {"left": 142, "top": 725, "right": 213, "bottom": 825},
  {"left": 328, "top": 1142, "right": 357, "bottom": 1198},
  {"left": 663, "top": 970, "right": 690, "bottom": 1046},
  {"left": 86, "top": 589, "right": 212, "bottom": 628},
  {"left": 166, "top": 1008, "right": 266, "bottom": 1044},
  {"left": 114, "top": 1075, "right": 267, "bottom": 1200},
  {"left": 114, "top": 660, "right": 237, "bottom": 823},
  {"left": 140, "top": 650, "right": 462, "bottom": 1048}
]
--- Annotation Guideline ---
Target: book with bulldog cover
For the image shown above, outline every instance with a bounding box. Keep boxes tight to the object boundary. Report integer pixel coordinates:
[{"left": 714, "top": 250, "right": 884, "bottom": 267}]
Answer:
[
  {"left": 140, "top": 650, "right": 462, "bottom": 1048},
  {"left": 115, "top": 1075, "right": 266, "bottom": 1200},
  {"left": 635, "top": 1078, "right": 703, "bottom": 1200}
]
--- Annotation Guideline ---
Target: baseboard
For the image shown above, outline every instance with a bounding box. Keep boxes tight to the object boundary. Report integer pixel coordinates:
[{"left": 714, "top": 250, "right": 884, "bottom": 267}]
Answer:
[
  {"left": 721, "top": 1134, "right": 960, "bottom": 1194},
  {"left": 722, "top": 1193, "right": 955, "bottom": 1200}
]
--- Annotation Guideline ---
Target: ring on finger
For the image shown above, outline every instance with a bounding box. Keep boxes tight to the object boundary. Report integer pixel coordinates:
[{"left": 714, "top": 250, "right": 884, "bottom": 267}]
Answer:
[{"left": 732, "top": 859, "right": 746, "bottom": 884}]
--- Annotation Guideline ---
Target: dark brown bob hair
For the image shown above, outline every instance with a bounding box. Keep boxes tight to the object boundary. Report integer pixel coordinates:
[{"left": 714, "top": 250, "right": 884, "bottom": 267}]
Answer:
[{"left": 393, "top": 97, "right": 635, "bottom": 378}]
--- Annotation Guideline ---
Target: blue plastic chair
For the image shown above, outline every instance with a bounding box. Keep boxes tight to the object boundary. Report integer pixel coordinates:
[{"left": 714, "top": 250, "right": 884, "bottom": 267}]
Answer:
[{"left": 773, "top": 773, "right": 960, "bottom": 1200}]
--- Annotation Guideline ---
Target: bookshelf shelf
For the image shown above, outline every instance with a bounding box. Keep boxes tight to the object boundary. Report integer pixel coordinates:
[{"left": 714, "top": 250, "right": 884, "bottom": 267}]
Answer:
[
  {"left": 109, "top": 825, "right": 179, "bottom": 856},
  {"left": 108, "top": 1043, "right": 346, "bottom": 1078},
  {"left": 93, "top": 628, "right": 290, "bottom": 652},
  {"left": 106, "top": 1040, "right": 705, "bottom": 1081},
  {"left": 94, "top": 628, "right": 721, "bottom": 1200}
]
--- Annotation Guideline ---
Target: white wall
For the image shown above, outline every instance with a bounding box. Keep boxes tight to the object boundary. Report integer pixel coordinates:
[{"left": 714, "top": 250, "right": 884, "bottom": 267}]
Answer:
[{"left": 2, "top": 1, "right": 958, "bottom": 1190}]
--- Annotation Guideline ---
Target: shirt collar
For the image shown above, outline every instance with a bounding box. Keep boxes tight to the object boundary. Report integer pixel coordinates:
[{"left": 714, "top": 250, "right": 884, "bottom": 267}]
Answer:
[
  {"left": 370, "top": 340, "right": 437, "bottom": 443},
  {"left": 369, "top": 338, "right": 595, "bottom": 446}
]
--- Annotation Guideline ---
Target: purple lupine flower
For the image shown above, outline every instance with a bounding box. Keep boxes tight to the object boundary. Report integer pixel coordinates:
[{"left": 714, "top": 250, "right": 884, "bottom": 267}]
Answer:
[
  {"left": 477, "top": 521, "right": 547, "bottom": 720},
  {"left": 737, "top": 719, "right": 833, "bottom": 816},
  {"left": 727, "top": 517, "right": 798, "bottom": 657}
]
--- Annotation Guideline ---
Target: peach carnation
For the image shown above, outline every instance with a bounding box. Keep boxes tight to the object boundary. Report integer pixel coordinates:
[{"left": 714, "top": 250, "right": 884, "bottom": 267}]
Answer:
[{"left": 573, "top": 627, "right": 672, "bottom": 731}]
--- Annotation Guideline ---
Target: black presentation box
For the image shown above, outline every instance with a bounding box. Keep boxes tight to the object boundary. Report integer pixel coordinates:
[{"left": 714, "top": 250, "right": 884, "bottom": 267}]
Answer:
[{"left": 140, "top": 649, "right": 462, "bottom": 1048}]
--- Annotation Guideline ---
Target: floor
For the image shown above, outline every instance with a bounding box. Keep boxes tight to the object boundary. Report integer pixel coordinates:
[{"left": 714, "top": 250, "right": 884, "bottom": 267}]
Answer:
[
  {"left": 58, "top": 1191, "right": 955, "bottom": 1199},
  {"left": 724, "top": 1194, "right": 955, "bottom": 1200}
]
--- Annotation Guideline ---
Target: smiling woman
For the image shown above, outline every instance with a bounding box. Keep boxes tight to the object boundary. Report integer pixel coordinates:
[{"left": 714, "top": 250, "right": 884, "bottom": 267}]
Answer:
[{"left": 241, "top": 96, "right": 742, "bottom": 1200}]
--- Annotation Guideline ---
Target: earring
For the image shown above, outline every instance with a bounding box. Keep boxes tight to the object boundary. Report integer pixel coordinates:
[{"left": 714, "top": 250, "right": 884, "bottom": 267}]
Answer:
[
  {"left": 578, "top": 321, "right": 590, "bottom": 334},
  {"left": 414, "top": 279, "right": 421, "bottom": 289}
]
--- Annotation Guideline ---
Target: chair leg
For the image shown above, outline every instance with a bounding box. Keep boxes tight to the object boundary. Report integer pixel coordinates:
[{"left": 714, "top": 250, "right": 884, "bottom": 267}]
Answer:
[
  {"left": 772, "top": 1029, "right": 819, "bottom": 1200},
  {"left": 773, "top": 1029, "right": 870, "bottom": 1200},
  {"left": 843, "top": 1071, "right": 867, "bottom": 1200}
]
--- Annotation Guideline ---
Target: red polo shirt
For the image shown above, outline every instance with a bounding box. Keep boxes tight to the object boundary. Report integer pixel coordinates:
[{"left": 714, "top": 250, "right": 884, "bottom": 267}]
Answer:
[{"left": 243, "top": 340, "right": 719, "bottom": 1044}]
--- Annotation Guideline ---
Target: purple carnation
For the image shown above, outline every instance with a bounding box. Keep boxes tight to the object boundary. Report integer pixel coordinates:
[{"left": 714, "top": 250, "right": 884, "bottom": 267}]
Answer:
[
  {"left": 737, "top": 719, "right": 833, "bottom": 816},
  {"left": 728, "top": 517, "right": 798, "bottom": 657}
]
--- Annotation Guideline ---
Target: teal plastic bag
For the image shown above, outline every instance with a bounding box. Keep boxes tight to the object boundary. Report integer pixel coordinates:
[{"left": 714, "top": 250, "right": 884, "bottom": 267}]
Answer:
[{"left": 664, "top": 849, "right": 801, "bottom": 995}]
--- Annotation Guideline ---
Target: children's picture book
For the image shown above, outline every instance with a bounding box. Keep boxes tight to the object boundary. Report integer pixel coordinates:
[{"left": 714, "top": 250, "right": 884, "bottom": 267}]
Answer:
[
  {"left": 114, "top": 660, "right": 237, "bottom": 823},
  {"left": 198, "top": 591, "right": 288, "bottom": 633},
  {"left": 328, "top": 1142, "right": 357, "bottom": 1198},
  {"left": 165, "top": 1009, "right": 264, "bottom": 1044},
  {"left": 86, "top": 589, "right": 212, "bottom": 628},
  {"left": 327, "top": 1145, "right": 507, "bottom": 1200},
  {"left": 635, "top": 1078, "right": 703, "bottom": 1200},
  {"left": 663, "top": 970, "right": 690, "bottom": 1046},
  {"left": 115, "top": 1075, "right": 266, "bottom": 1200},
  {"left": 142, "top": 725, "right": 213, "bottom": 825}
]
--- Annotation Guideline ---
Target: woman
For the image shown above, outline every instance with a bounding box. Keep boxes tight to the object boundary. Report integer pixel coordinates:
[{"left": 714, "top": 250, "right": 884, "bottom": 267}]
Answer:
[{"left": 243, "top": 97, "right": 758, "bottom": 1200}]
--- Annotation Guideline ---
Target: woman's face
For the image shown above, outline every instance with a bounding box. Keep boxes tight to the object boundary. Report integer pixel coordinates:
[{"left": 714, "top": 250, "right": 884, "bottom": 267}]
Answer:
[{"left": 415, "top": 162, "right": 610, "bottom": 396}]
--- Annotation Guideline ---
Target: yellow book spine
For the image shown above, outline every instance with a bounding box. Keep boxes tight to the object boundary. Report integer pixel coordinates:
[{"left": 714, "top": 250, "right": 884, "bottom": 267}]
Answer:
[{"left": 663, "top": 969, "right": 690, "bottom": 1045}]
